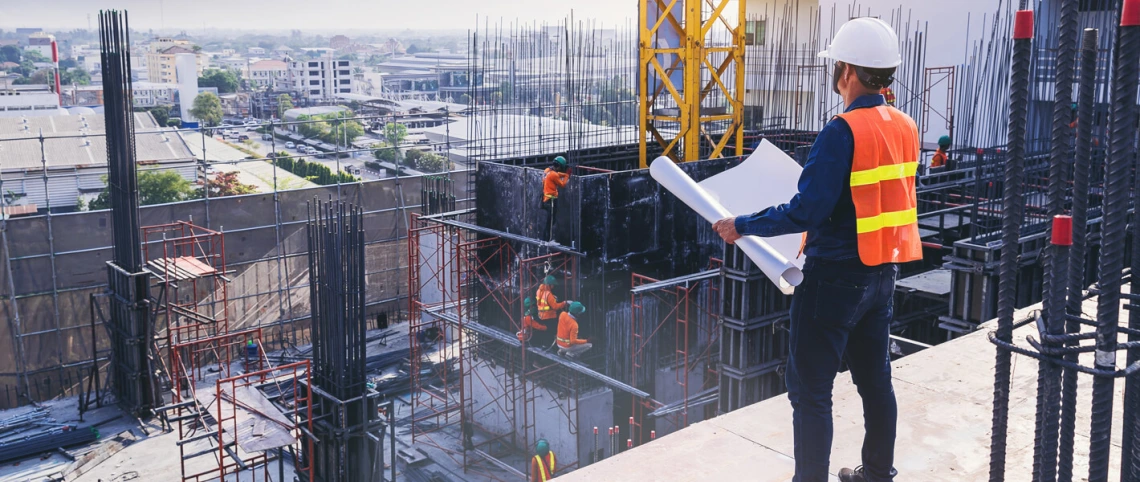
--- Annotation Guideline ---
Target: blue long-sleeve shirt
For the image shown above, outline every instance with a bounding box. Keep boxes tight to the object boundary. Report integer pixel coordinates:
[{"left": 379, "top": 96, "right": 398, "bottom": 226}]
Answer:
[{"left": 733, "top": 93, "right": 887, "bottom": 261}]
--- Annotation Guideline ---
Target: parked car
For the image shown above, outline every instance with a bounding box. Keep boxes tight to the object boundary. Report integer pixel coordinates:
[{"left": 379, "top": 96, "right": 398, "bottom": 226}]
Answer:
[
  {"left": 285, "top": 141, "right": 295, "bottom": 149},
  {"left": 262, "top": 134, "right": 272, "bottom": 141},
  {"left": 238, "top": 135, "right": 249, "bottom": 141}
]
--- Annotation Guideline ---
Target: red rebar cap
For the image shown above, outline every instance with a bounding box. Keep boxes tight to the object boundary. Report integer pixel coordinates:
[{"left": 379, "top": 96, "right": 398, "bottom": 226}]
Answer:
[
  {"left": 594, "top": 427, "right": 599, "bottom": 434},
  {"left": 627, "top": 439, "right": 632, "bottom": 448},
  {"left": 1052, "top": 215, "right": 1073, "bottom": 246},
  {"left": 1014, "top": 10, "right": 1034, "bottom": 39},
  {"left": 1124, "top": 0, "right": 1140, "bottom": 27}
]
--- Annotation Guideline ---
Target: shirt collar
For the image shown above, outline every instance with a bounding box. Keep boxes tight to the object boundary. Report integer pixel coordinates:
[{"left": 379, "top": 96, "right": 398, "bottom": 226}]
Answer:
[{"left": 844, "top": 93, "right": 886, "bottom": 112}]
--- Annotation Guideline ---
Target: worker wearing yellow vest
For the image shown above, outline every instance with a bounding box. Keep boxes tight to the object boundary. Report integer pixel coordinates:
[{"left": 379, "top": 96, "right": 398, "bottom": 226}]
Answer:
[
  {"left": 541, "top": 156, "right": 570, "bottom": 241},
  {"left": 530, "top": 439, "right": 556, "bottom": 482},
  {"left": 535, "top": 275, "right": 568, "bottom": 323},
  {"left": 712, "top": 17, "right": 917, "bottom": 482}
]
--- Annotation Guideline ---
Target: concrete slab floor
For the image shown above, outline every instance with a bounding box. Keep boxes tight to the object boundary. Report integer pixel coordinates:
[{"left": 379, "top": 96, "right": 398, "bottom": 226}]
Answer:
[{"left": 562, "top": 298, "right": 1129, "bottom": 482}]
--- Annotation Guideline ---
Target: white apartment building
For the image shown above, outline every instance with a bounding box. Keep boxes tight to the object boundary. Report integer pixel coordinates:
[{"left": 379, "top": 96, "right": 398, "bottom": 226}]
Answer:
[
  {"left": 25, "top": 33, "right": 55, "bottom": 60},
  {"left": 289, "top": 57, "right": 354, "bottom": 101},
  {"left": 249, "top": 60, "right": 289, "bottom": 91}
]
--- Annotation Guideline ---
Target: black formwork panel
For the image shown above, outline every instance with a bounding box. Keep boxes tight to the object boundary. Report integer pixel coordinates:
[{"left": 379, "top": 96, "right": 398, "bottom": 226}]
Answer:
[
  {"left": 718, "top": 244, "right": 792, "bottom": 414},
  {"left": 938, "top": 219, "right": 1105, "bottom": 336}
]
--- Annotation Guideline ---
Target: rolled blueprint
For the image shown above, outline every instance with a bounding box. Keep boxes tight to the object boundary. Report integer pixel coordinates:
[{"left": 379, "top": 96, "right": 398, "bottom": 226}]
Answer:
[{"left": 649, "top": 156, "right": 804, "bottom": 294}]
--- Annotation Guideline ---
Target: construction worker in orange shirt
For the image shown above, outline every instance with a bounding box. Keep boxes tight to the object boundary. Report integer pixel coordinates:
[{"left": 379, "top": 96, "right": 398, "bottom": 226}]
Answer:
[
  {"left": 931, "top": 135, "right": 951, "bottom": 169},
  {"left": 517, "top": 297, "right": 555, "bottom": 349},
  {"left": 556, "top": 302, "right": 592, "bottom": 359},
  {"left": 535, "top": 275, "right": 568, "bottom": 323},
  {"left": 541, "top": 156, "right": 570, "bottom": 240},
  {"left": 531, "top": 439, "right": 556, "bottom": 482}
]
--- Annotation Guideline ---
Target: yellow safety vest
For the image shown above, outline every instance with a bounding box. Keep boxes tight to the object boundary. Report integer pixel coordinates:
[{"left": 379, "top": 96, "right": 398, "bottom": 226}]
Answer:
[{"left": 533, "top": 452, "right": 556, "bottom": 481}]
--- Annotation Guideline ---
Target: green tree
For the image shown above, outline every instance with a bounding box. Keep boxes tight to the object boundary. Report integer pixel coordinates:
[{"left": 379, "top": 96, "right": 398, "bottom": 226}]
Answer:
[
  {"left": 414, "top": 151, "right": 449, "bottom": 173},
  {"left": 406, "top": 44, "right": 422, "bottom": 54},
  {"left": 167, "top": 117, "right": 182, "bottom": 127},
  {"left": 381, "top": 122, "right": 408, "bottom": 164},
  {"left": 457, "top": 93, "right": 471, "bottom": 105},
  {"left": 145, "top": 105, "right": 171, "bottom": 126},
  {"left": 198, "top": 69, "right": 240, "bottom": 93},
  {"left": 0, "top": 45, "right": 19, "bottom": 63},
  {"left": 90, "top": 170, "right": 198, "bottom": 209},
  {"left": 190, "top": 92, "right": 224, "bottom": 127},
  {"left": 22, "top": 50, "right": 48, "bottom": 63},
  {"left": 277, "top": 94, "right": 294, "bottom": 118},
  {"left": 373, "top": 145, "right": 397, "bottom": 163},
  {"left": 203, "top": 171, "right": 258, "bottom": 197},
  {"left": 59, "top": 59, "right": 79, "bottom": 70},
  {"left": 60, "top": 68, "right": 90, "bottom": 86}
]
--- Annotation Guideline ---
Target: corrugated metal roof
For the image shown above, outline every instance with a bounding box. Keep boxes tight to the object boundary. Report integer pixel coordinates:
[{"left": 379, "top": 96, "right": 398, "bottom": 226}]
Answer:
[{"left": 0, "top": 112, "right": 192, "bottom": 171}]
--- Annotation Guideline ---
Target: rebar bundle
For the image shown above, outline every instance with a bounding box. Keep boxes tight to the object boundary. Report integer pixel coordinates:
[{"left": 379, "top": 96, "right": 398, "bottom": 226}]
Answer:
[
  {"left": 989, "top": 7, "right": 1033, "bottom": 481},
  {"left": 306, "top": 198, "right": 367, "bottom": 401},
  {"left": 99, "top": 9, "right": 157, "bottom": 417},
  {"left": 1059, "top": 27, "right": 1100, "bottom": 482}
]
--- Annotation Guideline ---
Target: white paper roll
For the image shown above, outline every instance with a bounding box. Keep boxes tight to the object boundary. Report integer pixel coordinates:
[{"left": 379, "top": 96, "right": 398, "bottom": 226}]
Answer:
[{"left": 649, "top": 156, "right": 804, "bottom": 294}]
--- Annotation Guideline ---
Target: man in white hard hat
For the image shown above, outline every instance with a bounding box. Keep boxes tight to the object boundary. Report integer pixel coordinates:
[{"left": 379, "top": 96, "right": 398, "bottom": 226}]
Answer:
[{"left": 712, "top": 17, "right": 919, "bottom": 482}]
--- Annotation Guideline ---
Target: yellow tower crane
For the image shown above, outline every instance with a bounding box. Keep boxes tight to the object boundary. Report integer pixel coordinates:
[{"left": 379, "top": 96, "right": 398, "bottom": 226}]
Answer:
[{"left": 638, "top": 0, "right": 746, "bottom": 167}]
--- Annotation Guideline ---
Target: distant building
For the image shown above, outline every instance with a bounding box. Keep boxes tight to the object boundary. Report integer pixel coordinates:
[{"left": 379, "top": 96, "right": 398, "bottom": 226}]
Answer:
[
  {"left": 249, "top": 60, "right": 289, "bottom": 90},
  {"left": 329, "top": 35, "right": 351, "bottom": 50},
  {"left": 15, "top": 28, "right": 43, "bottom": 46},
  {"left": 282, "top": 105, "right": 348, "bottom": 131},
  {"left": 248, "top": 47, "right": 267, "bottom": 56},
  {"left": 146, "top": 38, "right": 206, "bottom": 84},
  {"left": 24, "top": 32, "right": 55, "bottom": 59},
  {"left": 273, "top": 45, "right": 294, "bottom": 59},
  {"left": 289, "top": 56, "right": 353, "bottom": 101},
  {"left": 0, "top": 84, "right": 63, "bottom": 117},
  {"left": 0, "top": 112, "right": 197, "bottom": 211}
]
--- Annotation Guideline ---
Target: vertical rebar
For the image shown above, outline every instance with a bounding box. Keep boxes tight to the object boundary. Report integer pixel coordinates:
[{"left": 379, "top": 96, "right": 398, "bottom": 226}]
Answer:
[
  {"left": 1117, "top": 2, "right": 1140, "bottom": 479},
  {"left": 1059, "top": 27, "right": 1100, "bottom": 482},
  {"left": 990, "top": 9, "right": 1033, "bottom": 481},
  {"left": 1032, "top": 0, "right": 1079, "bottom": 479},
  {"left": 1088, "top": 4, "right": 1140, "bottom": 480}
]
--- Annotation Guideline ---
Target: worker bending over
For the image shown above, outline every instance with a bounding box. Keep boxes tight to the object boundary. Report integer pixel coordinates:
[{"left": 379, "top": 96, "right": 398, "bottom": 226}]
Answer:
[
  {"left": 535, "top": 275, "right": 568, "bottom": 324},
  {"left": 531, "top": 439, "right": 556, "bottom": 482},
  {"left": 930, "top": 135, "right": 951, "bottom": 169},
  {"left": 541, "top": 156, "right": 570, "bottom": 240},
  {"left": 518, "top": 297, "right": 555, "bottom": 349},
  {"left": 556, "top": 302, "right": 591, "bottom": 358},
  {"left": 712, "top": 17, "right": 919, "bottom": 482}
]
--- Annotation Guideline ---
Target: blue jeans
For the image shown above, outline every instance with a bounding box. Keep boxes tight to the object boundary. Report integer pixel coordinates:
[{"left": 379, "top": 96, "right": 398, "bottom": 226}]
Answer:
[{"left": 787, "top": 257, "right": 899, "bottom": 482}]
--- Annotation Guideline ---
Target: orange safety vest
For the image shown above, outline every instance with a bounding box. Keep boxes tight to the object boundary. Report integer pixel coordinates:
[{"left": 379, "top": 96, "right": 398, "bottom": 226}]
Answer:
[
  {"left": 556, "top": 312, "right": 586, "bottom": 348},
  {"left": 880, "top": 87, "right": 896, "bottom": 106},
  {"left": 931, "top": 149, "right": 947, "bottom": 168},
  {"left": 543, "top": 168, "right": 568, "bottom": 201},
  {"left": 834, "top": 105, "right": 922, "bottom": 266},
  {"left": 532, "top": 452, "right": 557, "bottom": 481},
  {"left": 535, "top": 284, "right": 564, "bottom": 320}
]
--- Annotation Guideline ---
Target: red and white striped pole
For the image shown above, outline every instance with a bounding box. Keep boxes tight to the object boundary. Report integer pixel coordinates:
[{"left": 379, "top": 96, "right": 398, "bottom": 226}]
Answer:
[{"left": 51, "top": 40, "right": 61, "bottom": 106}]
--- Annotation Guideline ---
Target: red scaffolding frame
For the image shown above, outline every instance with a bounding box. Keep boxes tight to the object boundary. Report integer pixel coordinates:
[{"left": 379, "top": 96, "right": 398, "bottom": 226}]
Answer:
[
  {"left": 628, "top": 259, "right": 722, "bottom": 447},
  {"left": 407, "top": 212, "right": 586, "bottom": 480},
  {"left": 168, "top": 328, "right": 314, "bottom": 482},
  {"left": 921, "top": 66, "right": 957, "bottom": 138}
]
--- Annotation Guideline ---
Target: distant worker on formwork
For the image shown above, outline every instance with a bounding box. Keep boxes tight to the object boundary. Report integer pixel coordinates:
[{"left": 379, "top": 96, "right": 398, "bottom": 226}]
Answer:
[
  {"left": 711, "top": 17, "right": 919, "bottom": 482},
  {"left": 536, "top": 275, "right": 568, "bottom": 324},
  {"left": 541, "top": 156, "right": 570, "bottom": 240},
  {"left": 517, "top": 297, "right": 555, "bottom": 349},
  {"left": 931, "top": 135, "right": 951, "bottom": 169},
  {"left": 556, "top": 302, "right": 591, "bottom": 359},
  {"left": 531, "top": 439, "right": 557, "bottom": 482},
  {"left": 879, "top": 86, "right": 896, "bottom": 106}
]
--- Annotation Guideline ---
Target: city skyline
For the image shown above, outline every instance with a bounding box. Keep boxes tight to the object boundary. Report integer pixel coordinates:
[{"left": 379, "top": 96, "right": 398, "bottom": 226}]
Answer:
[{"left": 0, "top": 0, "right": 636, "bottom": 32}]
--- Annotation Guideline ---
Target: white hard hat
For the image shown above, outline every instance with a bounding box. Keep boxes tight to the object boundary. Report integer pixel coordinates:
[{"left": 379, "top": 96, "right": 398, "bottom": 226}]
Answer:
[{"left": 817, "top": 17, "right": 902, "bottom": 68}]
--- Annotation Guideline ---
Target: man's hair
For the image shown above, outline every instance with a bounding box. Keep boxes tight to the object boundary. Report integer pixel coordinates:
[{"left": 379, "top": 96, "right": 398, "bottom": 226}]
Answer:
[{"left": 850, "top": 64, "right": 896, "bottom": 90}]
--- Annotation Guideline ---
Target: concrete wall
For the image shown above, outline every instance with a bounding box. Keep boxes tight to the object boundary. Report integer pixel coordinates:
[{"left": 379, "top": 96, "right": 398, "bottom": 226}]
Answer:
[
  {"left": 467, "top": 359, "right": 614, "bottom": 472},
  {"left": 653, "top": 365, "right": 708, "bottom": 437},
  {"left": 0, "top": 172, "right": 471, "bottom": 408}
]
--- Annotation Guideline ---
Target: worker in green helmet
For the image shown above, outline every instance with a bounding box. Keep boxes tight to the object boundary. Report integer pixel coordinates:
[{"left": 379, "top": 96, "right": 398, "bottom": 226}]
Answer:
[
  {"left": 556, "top": 301, "right": 592, "bottom": 359},
  {"left": 531, "top": 439, "right": 557, "bottom": 481},
  {"left": 541, "top": 156, "right": 570, "bottom": 241},
  {"left": 931, "top": 135, "right": 951, "bottom": 169},
  {"left": 517, "top": 297, "right": 555, "bottom": 349},
  {"left": 535, "top": 274, "right": 568, "bottom": 322}
]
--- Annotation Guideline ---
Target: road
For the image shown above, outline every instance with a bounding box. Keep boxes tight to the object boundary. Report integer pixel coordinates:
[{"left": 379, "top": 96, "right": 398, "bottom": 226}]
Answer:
[{"left": 222, "top": 130, "right": 385, "bottom": 181}]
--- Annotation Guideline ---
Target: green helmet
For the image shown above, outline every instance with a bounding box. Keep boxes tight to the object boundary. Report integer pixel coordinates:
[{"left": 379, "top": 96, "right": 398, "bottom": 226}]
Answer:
[
  {"left": 553, "top": 156, "right": 568, "bottom": 168},
  {"left": 569, "top": 301, "right": 585, "bottom": 315},
  {"left": 536, "top": 439, "right": 550, "bottom": 456},
  {"left": 543, "top": 275, "right": 558, "bottom": 286},
  {"left": 938, "top": 135, "right": 951, "bottom": 149},
  {"left": 523, "top": 297, "right": 533, "bottom": 308}
]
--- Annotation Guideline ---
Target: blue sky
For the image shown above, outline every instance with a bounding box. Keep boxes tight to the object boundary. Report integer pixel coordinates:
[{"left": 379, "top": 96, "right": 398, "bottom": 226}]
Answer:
[{"left": 0, "top": 0, "right": 636, "bottom": 31}]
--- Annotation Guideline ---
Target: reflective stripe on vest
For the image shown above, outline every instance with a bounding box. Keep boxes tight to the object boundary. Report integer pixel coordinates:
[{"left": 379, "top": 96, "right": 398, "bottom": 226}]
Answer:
[
  {"left": 534, "top": 452, "right": 556, "bottom": 481},
  {"left": 536, "top": 286, "right": 552, "bottom": 311},
  {"left": 835, "top": 105, "right": 923, "bottom": 266}
]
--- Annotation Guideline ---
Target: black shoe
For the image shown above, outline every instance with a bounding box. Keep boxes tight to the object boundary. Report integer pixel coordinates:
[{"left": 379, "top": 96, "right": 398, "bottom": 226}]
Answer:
[
  {"left": 838, "top": 466, "right": 865, "bottom": 482},
  {"left": 838, "top": 466, "right": 896, "bottom": 482}
]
